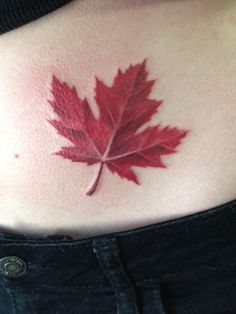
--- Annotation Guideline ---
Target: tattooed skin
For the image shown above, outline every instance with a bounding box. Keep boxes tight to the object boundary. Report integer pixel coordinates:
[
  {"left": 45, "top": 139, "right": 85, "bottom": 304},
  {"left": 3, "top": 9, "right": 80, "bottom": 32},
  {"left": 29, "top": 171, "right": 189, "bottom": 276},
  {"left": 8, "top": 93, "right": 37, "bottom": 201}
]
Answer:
[{"left": 47, "top": 59, "right": 189, "bottom": 195}]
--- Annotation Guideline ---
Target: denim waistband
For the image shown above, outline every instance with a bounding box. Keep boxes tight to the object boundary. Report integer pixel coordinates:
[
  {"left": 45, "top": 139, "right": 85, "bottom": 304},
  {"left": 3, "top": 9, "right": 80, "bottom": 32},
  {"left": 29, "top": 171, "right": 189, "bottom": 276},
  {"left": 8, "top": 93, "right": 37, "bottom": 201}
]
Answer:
[{"left": 0, "top": 199, "right": 235, "bottom": 314}]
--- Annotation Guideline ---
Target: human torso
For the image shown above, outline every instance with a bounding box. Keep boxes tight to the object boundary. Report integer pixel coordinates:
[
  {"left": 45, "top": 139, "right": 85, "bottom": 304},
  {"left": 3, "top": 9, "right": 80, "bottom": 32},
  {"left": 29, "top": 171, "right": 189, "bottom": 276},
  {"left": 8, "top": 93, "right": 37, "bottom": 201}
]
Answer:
[{"left": 0, "top": 0, "right": 235, "bottom": 239}]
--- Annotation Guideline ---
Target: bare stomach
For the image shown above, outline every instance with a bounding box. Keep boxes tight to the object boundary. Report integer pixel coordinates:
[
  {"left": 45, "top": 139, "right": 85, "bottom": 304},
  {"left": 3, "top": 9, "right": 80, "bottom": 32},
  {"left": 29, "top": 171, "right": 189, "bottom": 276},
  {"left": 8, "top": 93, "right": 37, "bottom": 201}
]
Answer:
[{"left": 0, "top": 0, "right": 236, "bottom": 239}]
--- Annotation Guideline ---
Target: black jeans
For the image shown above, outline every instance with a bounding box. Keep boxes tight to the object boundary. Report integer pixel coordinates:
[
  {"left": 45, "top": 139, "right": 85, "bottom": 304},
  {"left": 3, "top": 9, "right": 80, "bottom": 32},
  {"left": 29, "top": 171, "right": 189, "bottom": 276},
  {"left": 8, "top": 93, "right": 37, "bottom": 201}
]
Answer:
[{"left": 0, "top": 199, "right": 236, "bottom": 314}]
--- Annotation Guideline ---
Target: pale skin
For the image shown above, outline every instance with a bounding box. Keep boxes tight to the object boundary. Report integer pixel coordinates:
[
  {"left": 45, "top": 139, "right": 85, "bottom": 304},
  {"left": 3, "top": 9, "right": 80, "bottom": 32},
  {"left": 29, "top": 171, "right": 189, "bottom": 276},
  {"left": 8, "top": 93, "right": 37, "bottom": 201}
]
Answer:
[{"left": 0, "top": 0, "right": 236, "bottom": 239}]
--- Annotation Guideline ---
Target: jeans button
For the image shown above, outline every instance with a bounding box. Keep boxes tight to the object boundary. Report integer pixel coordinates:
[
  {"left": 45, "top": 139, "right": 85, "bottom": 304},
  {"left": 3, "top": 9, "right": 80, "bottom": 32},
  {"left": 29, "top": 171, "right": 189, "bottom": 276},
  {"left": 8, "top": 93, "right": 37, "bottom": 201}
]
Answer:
[{"left": 0, "top": 256, "right": 27, "bottom": 277}]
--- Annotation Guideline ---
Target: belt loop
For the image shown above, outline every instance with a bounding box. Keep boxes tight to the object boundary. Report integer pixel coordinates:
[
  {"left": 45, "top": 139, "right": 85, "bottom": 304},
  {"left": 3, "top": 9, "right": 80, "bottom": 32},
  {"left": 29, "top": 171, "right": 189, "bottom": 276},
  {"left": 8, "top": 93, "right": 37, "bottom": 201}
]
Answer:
[{"left": 92, "top": 237, "right": 141, "bottom": 314}]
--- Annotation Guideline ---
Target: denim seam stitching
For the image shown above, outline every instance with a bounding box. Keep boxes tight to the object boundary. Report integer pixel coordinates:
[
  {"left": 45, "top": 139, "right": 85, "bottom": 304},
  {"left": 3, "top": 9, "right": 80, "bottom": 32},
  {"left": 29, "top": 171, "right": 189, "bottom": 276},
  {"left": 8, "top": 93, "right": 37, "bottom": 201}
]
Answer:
[
  {"left": 3, "top": 260, "right": 236, "bottom": 291},
  {"left": 137, "top": 259, "right": 236, "bottom": 285}
]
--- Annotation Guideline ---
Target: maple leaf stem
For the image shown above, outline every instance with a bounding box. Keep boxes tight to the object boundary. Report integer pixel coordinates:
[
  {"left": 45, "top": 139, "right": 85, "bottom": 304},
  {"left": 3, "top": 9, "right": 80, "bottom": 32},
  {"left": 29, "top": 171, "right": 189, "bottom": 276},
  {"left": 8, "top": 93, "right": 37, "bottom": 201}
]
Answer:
[{"left": 86, "top": 162, "right": 104, "bottom": 196}]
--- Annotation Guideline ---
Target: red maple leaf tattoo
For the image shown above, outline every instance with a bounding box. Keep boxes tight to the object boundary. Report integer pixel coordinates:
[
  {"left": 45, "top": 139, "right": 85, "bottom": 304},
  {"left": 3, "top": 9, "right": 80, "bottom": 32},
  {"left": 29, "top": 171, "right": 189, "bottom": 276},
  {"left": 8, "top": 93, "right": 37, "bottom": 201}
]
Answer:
[{"left": 47, "top": 59, "right": 189, "bottom": 195}]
